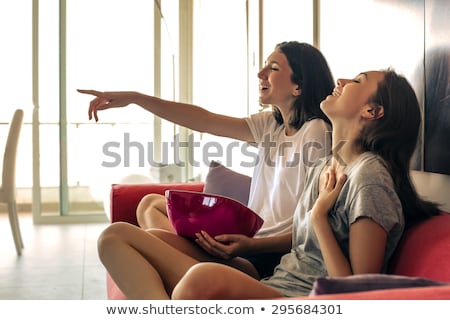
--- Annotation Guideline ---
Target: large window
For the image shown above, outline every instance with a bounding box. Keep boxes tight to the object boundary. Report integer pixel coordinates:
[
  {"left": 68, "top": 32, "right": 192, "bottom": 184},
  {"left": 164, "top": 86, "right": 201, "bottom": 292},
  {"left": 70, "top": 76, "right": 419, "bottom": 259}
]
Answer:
[
  {"left": 5, "top": 0, "right": 318, "bottom": 223},
  {"left": 35, "top": 0, "right": 160, "bottom": 222}
]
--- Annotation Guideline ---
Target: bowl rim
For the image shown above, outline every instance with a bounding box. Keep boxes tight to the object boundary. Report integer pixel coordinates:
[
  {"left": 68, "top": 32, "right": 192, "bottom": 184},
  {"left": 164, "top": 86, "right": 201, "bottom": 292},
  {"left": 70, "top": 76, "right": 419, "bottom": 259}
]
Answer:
[{"left": 165, "top": 189, "right": 253, "bottom": 208}]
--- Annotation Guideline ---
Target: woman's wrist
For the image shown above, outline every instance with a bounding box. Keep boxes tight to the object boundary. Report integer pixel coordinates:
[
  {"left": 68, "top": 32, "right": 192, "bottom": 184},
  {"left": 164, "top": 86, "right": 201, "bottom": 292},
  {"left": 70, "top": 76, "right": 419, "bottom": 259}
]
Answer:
[{"left": 310, "top": 205, "right": 329, "bottom": 226}]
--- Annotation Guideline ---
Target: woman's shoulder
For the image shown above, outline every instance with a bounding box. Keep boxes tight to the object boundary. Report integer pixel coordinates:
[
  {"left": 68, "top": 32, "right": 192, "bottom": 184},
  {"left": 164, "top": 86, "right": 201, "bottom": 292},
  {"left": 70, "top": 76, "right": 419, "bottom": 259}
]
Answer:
[
  {"left": 293, "top": 118, "right": 332, "bottom": 147},
  {"left": 300, "top": 118, "right": 332, "bottom": 135},
  {"left": 356, "top": 152, "right": 387, "bottom": 168},
  {"left": 247, "top": 110, "right": 280, "bottom": 129},
  {"left": 349, "top": 153, "right": 393, "bottom": 186},
  {"left": 248, "top": 109, "right": 274, "bottom": 121},
  {"left": 246, "top": 110, "right": 283, "bottom": 141}
]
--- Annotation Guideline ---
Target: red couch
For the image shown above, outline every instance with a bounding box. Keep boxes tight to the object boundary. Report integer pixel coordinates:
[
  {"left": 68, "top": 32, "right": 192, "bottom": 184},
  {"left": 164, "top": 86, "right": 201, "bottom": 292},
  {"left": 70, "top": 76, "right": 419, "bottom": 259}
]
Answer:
[{"left": 106, "top": 182, "right": 450, "bottom": 300}]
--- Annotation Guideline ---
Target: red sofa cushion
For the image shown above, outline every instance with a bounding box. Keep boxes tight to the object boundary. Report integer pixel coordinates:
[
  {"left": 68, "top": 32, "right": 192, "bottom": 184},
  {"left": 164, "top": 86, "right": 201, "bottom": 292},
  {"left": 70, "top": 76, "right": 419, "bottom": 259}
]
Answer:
[
  {"left": 388, "top": 212, "right": 450, "bottom": 282},
  {"left": 110, "top": 182, "right": 204, "bottom": 225}
]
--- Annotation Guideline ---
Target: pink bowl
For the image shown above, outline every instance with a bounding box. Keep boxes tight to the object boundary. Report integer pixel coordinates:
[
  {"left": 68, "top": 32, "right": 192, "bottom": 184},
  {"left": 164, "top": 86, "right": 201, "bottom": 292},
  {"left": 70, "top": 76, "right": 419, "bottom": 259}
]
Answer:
[{"left": 165, "top": 190, "right": 264, "bottom": 239}]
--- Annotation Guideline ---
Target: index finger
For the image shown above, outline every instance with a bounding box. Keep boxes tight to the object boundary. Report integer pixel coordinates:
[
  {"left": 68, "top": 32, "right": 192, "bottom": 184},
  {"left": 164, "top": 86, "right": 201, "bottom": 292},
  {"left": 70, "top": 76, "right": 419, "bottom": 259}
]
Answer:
[
  {"left": 78, "top": 89, "right": 102, "bottom": 121},
  {"left": 77, "top": 89, "right": 102, "bottom": 96}
]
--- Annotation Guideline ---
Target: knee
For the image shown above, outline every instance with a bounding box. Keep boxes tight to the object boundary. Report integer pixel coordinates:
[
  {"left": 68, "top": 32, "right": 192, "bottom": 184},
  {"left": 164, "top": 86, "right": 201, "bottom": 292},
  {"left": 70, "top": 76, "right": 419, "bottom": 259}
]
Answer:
[
  {"left": 172, "top": 263, "right": 223, "bottom": 300},
  {"left": 136, "top": 194, "right": 165, "bottom": 217},
  {"left": 97, "top": 222, "right": 130, "bottom": 260},
  {"left": 138, "top": 193, "right": 163, "bottom": 210}
]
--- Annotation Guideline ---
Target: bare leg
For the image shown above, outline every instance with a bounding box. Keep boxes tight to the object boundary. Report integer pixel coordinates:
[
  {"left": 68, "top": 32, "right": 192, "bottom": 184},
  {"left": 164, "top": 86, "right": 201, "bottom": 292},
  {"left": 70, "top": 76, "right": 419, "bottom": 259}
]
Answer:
[
  {"left": 172, "top": 263, "right": 283, "bottom": 300},
  {"left": 136, "top": 194, "right": 174, "bottom": 232},
  {"left": 97, "top": 222, "right": 199, "bottom": 299}
]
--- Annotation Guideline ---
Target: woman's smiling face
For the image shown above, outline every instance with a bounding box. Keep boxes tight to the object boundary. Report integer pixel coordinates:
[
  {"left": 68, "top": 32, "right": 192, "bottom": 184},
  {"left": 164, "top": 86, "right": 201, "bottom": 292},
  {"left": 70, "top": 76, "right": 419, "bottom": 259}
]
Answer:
[
  {"left": 257, "top": 49, "right": 299, "bottom": 108},
  {"left": 320, "top": 71, "right": 385, "bottom": 122}
]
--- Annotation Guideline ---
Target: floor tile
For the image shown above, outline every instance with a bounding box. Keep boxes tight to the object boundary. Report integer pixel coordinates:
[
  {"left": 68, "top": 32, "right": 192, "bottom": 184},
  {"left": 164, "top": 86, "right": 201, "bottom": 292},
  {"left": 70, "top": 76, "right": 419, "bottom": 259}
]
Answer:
[{"left": 0, "top": 212, "right": 108, "bottom": 300}]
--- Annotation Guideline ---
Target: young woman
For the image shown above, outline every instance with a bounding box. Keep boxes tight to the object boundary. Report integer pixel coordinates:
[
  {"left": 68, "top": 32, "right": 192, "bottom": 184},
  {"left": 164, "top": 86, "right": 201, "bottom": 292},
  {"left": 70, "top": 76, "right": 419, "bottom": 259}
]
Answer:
[
  {"left": 80, "top": 41, "right": 335, "bottom": 279},
  {"left": 161, "top": 69, "right": 440, "bottom": 299},
  {"left": 90, "top": 69, "right": 440, "bottom": 300}
]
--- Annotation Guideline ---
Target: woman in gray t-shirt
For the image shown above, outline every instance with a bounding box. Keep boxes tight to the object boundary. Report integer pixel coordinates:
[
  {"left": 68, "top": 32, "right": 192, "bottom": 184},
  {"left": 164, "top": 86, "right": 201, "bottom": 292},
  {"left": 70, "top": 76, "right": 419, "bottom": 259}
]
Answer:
[
  {"left": 172, "top": 69, "right": 440, "bottom": 299},
  {"left": 259, "top": 152, "right": 404, "bottom": 297}
]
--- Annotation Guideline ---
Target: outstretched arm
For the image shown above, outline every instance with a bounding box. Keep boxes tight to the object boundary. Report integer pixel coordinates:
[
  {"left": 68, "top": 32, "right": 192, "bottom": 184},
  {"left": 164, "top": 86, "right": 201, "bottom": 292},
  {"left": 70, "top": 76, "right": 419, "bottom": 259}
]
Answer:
[{"left": 78, "top": 89, "right": 254, "bottom": 142}]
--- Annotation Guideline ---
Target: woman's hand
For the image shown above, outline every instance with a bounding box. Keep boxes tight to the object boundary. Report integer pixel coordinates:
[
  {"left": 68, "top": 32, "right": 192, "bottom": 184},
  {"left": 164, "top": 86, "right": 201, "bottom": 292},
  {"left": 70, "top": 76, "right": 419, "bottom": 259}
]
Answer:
[
  {"left": 195, "top": 231, "right": 253, "bottom": 260},
  {"left": 77, "top": 89, "right": 137, "bottom": 122},
  {"left": 311, "top": 167, "right": 347, "bottom": 224},
  {"left": 310, "top": 166, "right": 351, "bottom": 276}
]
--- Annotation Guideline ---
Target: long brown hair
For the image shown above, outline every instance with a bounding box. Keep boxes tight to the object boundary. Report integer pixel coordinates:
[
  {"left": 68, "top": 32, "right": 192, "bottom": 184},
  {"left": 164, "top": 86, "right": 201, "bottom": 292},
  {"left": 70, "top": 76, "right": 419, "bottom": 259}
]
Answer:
[{"left": 358, "top": 69, "right": 440, "bottom": 228}]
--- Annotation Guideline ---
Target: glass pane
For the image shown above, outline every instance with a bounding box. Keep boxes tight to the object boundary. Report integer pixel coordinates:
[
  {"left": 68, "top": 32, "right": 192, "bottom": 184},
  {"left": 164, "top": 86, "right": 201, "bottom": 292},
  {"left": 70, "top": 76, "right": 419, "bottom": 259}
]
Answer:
[
  {"left": 192, "top": 0, "right": 251, "bottom": 177},
  {"left": 158, "top": 0, "right": 179, "bottom": 170},
  {"left": 160, "top": 0, "right": 179, "bottom": 101},
  {"left": 37, "top": 0, "right": 61, "bottom": 216},
  {"left": 262, "top": 0, "right": 314, "bottom": 61},
  {"left": 0, "top": 2, "right": 32, "bottom": 118},
  {"left": 67, "top": 0, "right": 155, "bottom": 122},
  {"left": 65, "top": 0, "right": 155, "bottom": 215},
  {"left": 39, "top": 124, "right": 61, "bottom": 216},
  {"left": 0, "top": 1, "right": 33, "bottom": 214}
]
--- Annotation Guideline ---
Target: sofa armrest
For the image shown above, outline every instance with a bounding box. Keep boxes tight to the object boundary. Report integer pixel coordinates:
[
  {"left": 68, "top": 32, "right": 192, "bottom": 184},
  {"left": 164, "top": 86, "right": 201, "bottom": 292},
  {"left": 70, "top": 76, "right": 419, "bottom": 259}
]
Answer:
[
  {"left": 299, "top": 285, "right": 450, "bottom": 300},
  {"left": 109, "top": 182, "right": 205, "bottom": 225}
]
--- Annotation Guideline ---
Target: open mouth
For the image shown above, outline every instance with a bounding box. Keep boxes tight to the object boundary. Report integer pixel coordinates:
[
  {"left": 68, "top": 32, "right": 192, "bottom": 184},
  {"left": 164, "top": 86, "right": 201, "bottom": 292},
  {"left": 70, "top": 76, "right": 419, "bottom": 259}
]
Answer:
[{"left": 332, "top": 88, "right": 341, "bottom": 97}]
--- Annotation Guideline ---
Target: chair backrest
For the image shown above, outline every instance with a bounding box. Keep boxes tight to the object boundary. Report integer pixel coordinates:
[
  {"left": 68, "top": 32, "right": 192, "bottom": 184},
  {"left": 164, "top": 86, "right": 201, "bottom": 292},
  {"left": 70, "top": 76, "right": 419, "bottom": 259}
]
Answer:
[{"left": 2, "top": 109, "right": 24, "bottom": 201}]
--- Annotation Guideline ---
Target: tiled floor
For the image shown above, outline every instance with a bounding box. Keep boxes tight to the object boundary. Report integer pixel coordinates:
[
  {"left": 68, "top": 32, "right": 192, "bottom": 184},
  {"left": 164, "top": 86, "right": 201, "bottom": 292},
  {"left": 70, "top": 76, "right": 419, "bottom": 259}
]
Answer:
[{"left": 0, "top": 213, "right": 109, "bottom": 300}]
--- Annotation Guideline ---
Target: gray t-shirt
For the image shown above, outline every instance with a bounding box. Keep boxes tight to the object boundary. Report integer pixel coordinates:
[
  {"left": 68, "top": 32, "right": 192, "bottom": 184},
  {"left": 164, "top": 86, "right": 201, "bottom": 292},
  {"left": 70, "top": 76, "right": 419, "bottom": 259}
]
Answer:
[{"left": 260, "top": 152, "right": 405, "bottom": 297}]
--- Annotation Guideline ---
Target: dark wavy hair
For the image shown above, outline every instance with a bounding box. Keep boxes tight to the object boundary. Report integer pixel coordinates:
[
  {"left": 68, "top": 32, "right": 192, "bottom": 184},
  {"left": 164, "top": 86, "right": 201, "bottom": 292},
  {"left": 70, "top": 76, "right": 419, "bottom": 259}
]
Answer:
[
  {"left": 272, "top": 41, "right": 334, "bottom": 129},
  {"left": 358, "top": 69, "right": 440, "bottom": 228}
]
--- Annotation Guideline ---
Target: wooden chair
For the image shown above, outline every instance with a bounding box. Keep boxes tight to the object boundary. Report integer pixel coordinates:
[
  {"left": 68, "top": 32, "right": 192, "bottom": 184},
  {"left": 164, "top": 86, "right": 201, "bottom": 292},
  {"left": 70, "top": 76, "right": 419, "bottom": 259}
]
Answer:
[{"left": 0, "top": 109, "right": 24, "bottom": 255}]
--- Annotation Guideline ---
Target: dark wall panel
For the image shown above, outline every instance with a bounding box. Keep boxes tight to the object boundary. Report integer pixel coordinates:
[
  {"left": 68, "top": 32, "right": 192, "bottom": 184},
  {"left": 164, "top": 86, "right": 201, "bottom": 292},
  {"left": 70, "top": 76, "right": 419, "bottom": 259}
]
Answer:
[{"left": 422, "top": 0, "right": 450, "bottom": 174}]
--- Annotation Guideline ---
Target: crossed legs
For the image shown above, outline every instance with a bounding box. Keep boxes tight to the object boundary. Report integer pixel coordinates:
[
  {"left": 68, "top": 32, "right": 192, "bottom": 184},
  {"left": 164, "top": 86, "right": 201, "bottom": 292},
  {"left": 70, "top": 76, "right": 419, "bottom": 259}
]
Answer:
[
  {"left": 98, "top": 222, "right": 261, "bottom": 299},
  {"left": 102, "top": 192, "right": 266, "bottom": 298}
]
